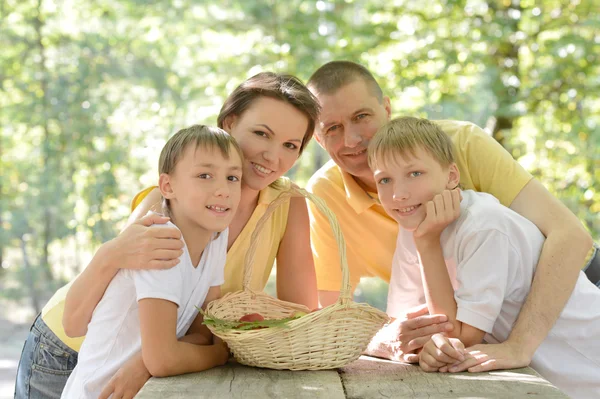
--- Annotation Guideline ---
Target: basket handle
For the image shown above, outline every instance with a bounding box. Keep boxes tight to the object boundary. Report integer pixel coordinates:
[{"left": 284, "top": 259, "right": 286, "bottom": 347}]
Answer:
[{"left": 242, "top": 185, "right": 352, "bottom": 304}]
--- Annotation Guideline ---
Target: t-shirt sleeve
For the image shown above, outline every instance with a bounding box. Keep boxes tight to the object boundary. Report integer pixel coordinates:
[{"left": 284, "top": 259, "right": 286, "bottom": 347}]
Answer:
[
  {"left": 133, "top": 220, "right": 183, "bottom": 306},
  {"left": 133, "top": 267, "right": 183, "bottom": 307},
  {"left": 307, "top": 182, "right": 346, "bottom": 292},
  {"left": 386, "top": 267, "right": 425, "bottom": 319},
  {"left": 452, "top": 122, "right": 533, "bottom": 207},
  {"left": 454, "top": 230, "right": 512, "bottom": 334}
]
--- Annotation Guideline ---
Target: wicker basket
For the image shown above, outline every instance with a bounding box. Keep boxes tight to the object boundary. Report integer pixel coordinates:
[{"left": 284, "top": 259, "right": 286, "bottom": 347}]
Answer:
[{"left": 204, "top": 185, "right": 389, "bottom": 370}]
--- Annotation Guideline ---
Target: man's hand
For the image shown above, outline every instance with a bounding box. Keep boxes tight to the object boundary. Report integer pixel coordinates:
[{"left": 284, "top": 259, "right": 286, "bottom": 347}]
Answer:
[
  {"left": 99, "top": 355, "right": 151, "bottom": 399},
  {"left": 418, "top": 333, "right": 465, "bottom": 372},
  {"left": 366, "top": 304, "right": 453, "bottom": 363},
  {"left": 107, "top": 212, "right": 184, "bottom": 270},
  {"left": 439, "top": 341, "right": 531, "bottom": 373},
  {"left": 414, "top": 189, "right": 461, "bottom": 243}
]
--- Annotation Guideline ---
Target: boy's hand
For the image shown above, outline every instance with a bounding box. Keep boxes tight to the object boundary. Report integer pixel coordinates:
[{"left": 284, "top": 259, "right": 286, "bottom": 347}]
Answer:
[
  {"left": 439, "top": 341, "right": 530, "bottom": 373},
  {"left": 419, "top": 333, "right": 465, "bottom": 372},
  {"left": 212, "top": 338, "right": 230, "bottom": 367},
  {"left": 99, "top": 354, "right": 151, "bottom": 399},
  {"left": 414, "top": 189, "right": 461, "bottom": 243}
]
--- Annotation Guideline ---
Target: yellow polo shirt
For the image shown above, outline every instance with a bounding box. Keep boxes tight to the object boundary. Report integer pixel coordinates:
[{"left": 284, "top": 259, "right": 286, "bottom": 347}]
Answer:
[
  {"left": 42, "top": 178, "right": 292, "bottom": 351},
  {"left": 307, "top": 120, "right": 534, "bottom": 292}
]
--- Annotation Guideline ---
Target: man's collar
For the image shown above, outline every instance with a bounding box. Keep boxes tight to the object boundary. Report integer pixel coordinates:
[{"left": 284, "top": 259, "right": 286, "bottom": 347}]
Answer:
[{"left": 340, "top": 169, "right": 379, "bottom": 214}]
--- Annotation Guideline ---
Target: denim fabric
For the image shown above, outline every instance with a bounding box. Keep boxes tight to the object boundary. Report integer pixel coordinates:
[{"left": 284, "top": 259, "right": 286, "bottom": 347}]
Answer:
[
  {"left": 583, "top": 243, "right": 600, "bottom": 288},
  {"left": 14, "top": 315, "right": 78, "bottom": 399}
]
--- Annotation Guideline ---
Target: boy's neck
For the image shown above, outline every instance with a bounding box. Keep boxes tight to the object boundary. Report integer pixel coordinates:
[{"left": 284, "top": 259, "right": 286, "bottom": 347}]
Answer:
[{"left": 168, "top": 207, "right": 213, "bottom": 267}]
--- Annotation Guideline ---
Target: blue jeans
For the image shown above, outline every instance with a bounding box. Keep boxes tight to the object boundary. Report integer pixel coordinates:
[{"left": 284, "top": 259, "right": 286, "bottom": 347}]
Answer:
[
  {"left": 583, "top": 243, "right": 600, "bottom": 288},
  {"left": 14, "top": 315, "right": 78, "bottom": 399}
]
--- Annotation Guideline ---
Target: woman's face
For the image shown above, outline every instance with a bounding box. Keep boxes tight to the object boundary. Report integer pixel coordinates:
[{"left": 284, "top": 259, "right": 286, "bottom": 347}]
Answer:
[{"left": 224, "top": 96, "right": 309, "bottom": 191}]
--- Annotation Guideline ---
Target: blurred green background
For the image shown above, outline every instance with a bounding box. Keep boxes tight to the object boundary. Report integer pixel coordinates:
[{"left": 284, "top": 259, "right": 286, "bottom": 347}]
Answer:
[{"left": 1, "top": 0, "right": 599, "bottom": 317}]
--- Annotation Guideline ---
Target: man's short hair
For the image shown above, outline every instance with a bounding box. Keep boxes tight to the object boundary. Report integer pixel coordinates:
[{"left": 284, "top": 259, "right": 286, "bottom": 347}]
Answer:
[
  {"left": 368, "top": 116, "right": 456, "bottom": 170},
  {"left": 307, "top": 61, "right": 383, "bottom": 102}
]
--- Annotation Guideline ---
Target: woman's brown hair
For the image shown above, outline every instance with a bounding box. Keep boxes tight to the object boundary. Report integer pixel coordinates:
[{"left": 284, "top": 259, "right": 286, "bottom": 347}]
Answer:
[{"left": 217, "top": 72, "right": 321, "bottom": 156}]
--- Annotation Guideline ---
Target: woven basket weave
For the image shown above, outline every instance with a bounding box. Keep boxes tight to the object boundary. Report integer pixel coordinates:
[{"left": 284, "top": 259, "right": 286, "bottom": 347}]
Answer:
[{"left": 204, "top": 185, "right": 389, "bottom": 370}]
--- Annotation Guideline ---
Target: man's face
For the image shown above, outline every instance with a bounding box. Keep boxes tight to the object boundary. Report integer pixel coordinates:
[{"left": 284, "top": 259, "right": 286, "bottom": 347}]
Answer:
[{"left": 314, "top": 79, "right": 391, "bottom": 188}]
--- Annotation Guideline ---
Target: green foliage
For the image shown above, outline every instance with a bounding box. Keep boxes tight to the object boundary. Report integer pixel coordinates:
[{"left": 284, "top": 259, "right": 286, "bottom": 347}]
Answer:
[{"left": 1, "top": 0, "right": 598, "bottom": 309}]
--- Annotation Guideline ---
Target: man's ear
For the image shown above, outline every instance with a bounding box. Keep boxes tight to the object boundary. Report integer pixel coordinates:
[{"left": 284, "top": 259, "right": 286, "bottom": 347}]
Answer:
[
  {"left": 383, "top": 96, "right": 392, "bottom": 120},
  {"left": 446, "top": 163, "right": 460, "bottom": 189},
  {"left": 313, "top": 129, "right": 325, "bottom": 149},
  {"left": 221, "top": 115, "right": 237, "bottom": 133},
  {"left": 159, "top": 173, "right": 175, "bottom": 199}
]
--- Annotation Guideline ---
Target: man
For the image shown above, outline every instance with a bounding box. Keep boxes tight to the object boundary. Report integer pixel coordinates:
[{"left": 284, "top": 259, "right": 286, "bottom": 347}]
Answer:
[{"left": 306, "top": 60, "right": 599, "bottom": 371}]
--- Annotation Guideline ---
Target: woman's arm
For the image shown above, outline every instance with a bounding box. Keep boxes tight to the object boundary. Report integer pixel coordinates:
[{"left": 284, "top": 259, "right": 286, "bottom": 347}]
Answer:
[
  {"left": 138, "top": 298, "right": 228, "bottom": 377},
  {"left": 63, "top": 189, "right": 183, "bottom": 338},
  {"left": 275, "top": 196, "right": 319, "bottom": 309}
]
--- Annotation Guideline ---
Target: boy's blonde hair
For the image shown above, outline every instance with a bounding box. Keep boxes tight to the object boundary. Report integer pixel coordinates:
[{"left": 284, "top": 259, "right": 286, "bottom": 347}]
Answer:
[
  {"left": 158, "top": 124, "right": 244, "bottom": 215},
  {"left": 368, "top": 116, "right": 455, "bottom": 170}
]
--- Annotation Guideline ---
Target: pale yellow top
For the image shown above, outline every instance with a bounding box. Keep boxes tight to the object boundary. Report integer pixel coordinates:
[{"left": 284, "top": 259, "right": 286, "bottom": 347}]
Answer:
[
  {"left": 42, "top": 178, "right": 292, "bottom": 351},
  {"left": 307, "top": 120, "right": 535, "bottom": 292}
]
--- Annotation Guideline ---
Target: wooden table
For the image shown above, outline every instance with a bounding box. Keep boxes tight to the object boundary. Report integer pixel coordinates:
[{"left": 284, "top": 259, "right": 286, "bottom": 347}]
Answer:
[{"left": 136, "top": 356, "right": 567, "bottom": 398}]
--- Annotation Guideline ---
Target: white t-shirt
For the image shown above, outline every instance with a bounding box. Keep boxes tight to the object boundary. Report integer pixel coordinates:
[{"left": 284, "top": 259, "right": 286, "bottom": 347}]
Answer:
[
  {"left": 388, "top": 190, "right": 600, "bottom": 398},
  {"left": 62, "top": 221, "right": 227, "bottom": 399}
]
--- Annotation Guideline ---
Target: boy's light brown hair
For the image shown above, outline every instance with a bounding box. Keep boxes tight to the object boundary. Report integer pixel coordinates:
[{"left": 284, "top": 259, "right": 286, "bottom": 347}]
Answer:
[
  {"left": 368, "top": 116, "right": 456, "bottom": 170},
  {"left": 159, "top": 124, "right": 243, "bottom": 175},
  {"left": 158, "top": 124, "right": 244, "bottom": 214}
]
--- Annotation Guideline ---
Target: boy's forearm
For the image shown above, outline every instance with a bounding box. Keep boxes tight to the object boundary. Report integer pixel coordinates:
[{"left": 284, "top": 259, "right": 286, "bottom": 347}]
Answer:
[
  {"left": 145, "top": 340, "right": 220, "bottom": 377},
  {"left": 63, "top": 241, "right": 119, "bottom": 337},
  {"left": 506, "top": 228, "right": 591, "bottom": 358},
  {"left": 416, "top": 240, "right": 459, "bottom": 330},
  {"left": 180, "top": 331, "right": 212, "bottom": 346}
]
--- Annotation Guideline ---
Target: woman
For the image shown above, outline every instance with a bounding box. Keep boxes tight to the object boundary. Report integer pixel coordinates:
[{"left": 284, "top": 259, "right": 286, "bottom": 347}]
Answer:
[{"left": 15, "top": 72, "right": 320, "bottom": 399}]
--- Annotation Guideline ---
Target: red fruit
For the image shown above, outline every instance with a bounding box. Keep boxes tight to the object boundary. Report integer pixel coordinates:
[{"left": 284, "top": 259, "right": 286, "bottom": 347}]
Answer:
[
  {"left": 239, "top": 313, "right": 265, "bottom": 322},
  {"left": 310, "top": 308, "right": 322, "bottom": 313}
]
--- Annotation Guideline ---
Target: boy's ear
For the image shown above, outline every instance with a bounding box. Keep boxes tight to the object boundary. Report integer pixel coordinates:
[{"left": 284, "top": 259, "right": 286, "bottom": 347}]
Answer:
[
  {"left": 446, "top": 163, "right": 460, "bottom": 189},
  {"left": 221, "top": 115, "right": 237, "bottom": 133},
  {"left": 158, "top": 173, "right": 175, "bottom": 199}
]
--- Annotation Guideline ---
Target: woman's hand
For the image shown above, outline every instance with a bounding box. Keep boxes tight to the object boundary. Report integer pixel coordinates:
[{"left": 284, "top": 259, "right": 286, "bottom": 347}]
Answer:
[{"left": 106, "top": 212, "right": 184, "bottom": 270}]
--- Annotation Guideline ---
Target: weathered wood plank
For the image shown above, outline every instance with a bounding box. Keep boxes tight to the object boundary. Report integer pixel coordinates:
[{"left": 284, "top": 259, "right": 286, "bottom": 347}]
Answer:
[
  {"left": 340, "top": 357, "right": 568, "bottom": 398},
  {"left": 136, "top": 361, "right": 346, "bottom": 399}
]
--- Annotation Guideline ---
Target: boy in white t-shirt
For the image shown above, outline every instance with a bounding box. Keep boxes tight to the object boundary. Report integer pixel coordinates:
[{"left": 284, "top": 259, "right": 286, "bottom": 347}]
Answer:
[
  {"left": 61, "top": 125, "right": 244, "bottom": 399},
  {"left": 368, "top": 116, "right": 600, "bottom": 398}
]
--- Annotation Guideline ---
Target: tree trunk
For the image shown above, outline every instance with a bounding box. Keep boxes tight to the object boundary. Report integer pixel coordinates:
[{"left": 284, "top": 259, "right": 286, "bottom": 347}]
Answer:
[
  {"left": 486, "top": 2, "right": 522, "bottom": 150},
  {"left": 21, "top": 237, "right": 41, "bottom": 315},
  {"left": 34, "top": 0, "right": 54, "bottom": 282}
]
